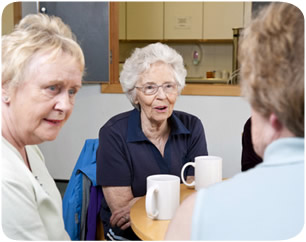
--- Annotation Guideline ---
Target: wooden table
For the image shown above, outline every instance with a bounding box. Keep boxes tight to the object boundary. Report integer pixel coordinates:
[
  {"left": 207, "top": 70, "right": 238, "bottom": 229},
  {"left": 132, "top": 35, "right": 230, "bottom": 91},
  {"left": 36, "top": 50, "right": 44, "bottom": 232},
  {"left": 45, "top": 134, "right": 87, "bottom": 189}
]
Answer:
[{"left": 130, "top": 184, "right": 195, "bottom": 241}]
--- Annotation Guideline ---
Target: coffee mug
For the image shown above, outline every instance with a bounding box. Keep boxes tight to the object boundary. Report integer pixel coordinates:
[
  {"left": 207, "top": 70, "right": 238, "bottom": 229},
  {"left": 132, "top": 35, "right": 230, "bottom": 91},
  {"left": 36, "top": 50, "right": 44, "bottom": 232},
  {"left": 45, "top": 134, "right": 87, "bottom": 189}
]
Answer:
[
  {"left": 145, "top": 174, "right": 180, "bottom": 220},
  {"left": 222, "top": 70, "right": 230, "bottom": 80},
  {"left": 181, "top": 156, "right": 222, "bottom": 190}
]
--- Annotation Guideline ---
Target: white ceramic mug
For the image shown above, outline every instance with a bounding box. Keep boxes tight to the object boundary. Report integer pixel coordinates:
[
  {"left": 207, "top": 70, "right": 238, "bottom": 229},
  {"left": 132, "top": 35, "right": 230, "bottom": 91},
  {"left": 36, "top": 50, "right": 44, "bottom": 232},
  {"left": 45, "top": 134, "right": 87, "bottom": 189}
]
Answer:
[
  {"left": 145, "top": 174, "right": 180, "bottom": 220},
  {"left": 222, "top": 70, "right": 230, "bottom": 80},
  {"left": 181, "top": 156, "right": 222, "bottom": 190}
]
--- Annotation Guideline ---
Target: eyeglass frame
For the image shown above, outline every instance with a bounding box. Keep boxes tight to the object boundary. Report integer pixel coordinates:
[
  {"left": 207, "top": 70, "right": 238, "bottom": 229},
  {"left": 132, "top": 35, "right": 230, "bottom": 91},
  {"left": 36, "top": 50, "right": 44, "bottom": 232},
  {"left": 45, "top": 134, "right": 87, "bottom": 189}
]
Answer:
[{"left": 134, "top": 82, "right": 179, "bottom": 96}]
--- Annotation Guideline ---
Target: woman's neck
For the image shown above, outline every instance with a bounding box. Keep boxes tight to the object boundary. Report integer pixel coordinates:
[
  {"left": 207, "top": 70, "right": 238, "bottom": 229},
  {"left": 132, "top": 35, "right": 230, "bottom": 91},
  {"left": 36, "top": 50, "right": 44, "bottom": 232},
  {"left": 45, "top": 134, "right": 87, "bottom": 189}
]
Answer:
[
  {"left": 141, "top": 117, "right": 169, "bottom": 140},
  {"left": 140, "top": 114, "right": 170, "bottom": 157},
  {"left": 2, "top": 106, "right": 31, "bottom": 170}
]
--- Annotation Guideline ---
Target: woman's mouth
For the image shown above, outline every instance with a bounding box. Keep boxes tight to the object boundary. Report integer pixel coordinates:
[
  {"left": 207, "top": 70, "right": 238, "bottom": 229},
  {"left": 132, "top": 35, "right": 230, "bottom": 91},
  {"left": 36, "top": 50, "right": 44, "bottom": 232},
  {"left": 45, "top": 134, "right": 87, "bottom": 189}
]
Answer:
[
  {"left": 154, "top": 106, "right": 168, "bottom": 112},
  {"left": 44, "top": 119, "right": 63, "bottom": 126}
]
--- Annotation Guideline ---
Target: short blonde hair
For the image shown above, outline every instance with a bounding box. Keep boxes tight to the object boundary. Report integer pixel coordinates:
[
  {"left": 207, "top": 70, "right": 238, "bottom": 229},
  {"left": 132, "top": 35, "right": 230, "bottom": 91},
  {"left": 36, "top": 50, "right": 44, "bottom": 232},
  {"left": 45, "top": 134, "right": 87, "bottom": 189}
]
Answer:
[
  {"left": 2, "top": 13, "right": 85, "bottom": 92},
  {"left": 239, "top": 3, "right": 304, "bottom": 137}
]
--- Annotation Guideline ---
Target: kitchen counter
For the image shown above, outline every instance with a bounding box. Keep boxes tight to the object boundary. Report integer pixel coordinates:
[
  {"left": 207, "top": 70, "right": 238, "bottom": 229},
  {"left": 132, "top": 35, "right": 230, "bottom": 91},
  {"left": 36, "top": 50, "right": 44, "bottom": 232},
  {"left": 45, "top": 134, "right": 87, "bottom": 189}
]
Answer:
[{"left": 186, "top": 77, "right": 229, "bottom": 84}]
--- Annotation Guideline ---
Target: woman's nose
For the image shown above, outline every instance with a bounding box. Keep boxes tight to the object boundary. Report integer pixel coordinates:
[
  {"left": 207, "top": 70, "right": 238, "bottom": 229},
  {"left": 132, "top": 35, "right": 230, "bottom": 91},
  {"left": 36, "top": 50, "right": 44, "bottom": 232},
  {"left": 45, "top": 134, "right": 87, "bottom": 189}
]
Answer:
[
  {"left": 156, "top": 86, "right": 167, "bottom": 98},
  {"left": 54, "top": 92, "right": 72, "bottom": 112}
]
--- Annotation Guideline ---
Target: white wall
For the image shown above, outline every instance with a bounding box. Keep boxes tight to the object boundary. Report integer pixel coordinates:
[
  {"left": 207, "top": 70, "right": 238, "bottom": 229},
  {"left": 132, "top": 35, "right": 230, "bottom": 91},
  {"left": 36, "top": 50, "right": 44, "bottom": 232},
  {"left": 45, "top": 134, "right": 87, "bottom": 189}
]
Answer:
[{"left": 39, "top": 85, "right": 251, "bottom": 180}]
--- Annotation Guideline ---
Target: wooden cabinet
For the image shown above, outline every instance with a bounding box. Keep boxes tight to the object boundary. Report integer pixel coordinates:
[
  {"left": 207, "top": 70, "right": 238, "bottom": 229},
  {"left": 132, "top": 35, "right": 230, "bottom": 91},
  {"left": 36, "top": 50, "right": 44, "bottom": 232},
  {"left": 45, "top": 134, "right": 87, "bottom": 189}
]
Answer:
[
  {"left": 126, "top": 2, "right": 163, "bottom": 40},
  {"left": 164, "top": 2, "right": 202, "bottom": 40},
  {"left": 119, "top": 2, "right": 126, "bottom": 40},
  {"left": 106, "top": 2, "right": 248, "bottom": 95},
  {"left": 2, "top": 3, "right": 14, "bottom": 35},
  {"left": 203, "top": 2, "right": 244, "bottom": 39},
  {"left": 121, "top": 2, "right": 248, "bottom": 41}
]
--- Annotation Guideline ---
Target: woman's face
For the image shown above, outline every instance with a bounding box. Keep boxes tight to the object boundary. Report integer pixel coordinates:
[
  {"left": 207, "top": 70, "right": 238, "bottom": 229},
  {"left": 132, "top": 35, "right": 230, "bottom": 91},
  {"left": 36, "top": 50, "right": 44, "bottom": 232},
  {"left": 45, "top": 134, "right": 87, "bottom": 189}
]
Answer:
[
  {"left": 135, "top": 62, "right": 178, "bottom": 126},
  {"left": 6, "top": 52, "right": 82, "bottom": 145}
]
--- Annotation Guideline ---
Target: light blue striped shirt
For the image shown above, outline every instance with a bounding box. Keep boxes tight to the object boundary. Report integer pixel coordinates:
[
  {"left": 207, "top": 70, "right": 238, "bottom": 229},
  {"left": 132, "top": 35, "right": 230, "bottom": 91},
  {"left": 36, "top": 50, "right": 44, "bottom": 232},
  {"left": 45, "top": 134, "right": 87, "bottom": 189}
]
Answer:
[{"left": 192, "top": 137, "right": 304, "bottom": 240}]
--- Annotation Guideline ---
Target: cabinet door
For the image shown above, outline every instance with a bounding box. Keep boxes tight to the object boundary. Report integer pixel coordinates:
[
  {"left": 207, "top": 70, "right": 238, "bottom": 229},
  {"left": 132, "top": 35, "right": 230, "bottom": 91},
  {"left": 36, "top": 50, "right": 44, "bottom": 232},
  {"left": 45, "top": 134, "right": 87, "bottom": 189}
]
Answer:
[
  {"left": 119, "top": 2, "right": 126, "bottom": 40},
  {"left": 203, "top": 2, "right": 244, "bottom": 39},
  {"left": 164, "top": 2, "right": 202, "bottom": 39},
  {"left": 126, "top": 2, "right": 163, "bottom": 40},
  {"left": 39, "top": 2, "right": 109, "bottom": 82}
]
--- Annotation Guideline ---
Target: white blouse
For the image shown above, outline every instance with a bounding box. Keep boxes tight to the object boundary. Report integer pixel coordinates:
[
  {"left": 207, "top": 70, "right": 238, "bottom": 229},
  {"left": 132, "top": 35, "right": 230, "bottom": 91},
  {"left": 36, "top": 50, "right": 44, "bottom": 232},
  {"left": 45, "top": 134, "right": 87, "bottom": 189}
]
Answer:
[{"left": 1, "top": 137, "right": 70, "bottom": 240}]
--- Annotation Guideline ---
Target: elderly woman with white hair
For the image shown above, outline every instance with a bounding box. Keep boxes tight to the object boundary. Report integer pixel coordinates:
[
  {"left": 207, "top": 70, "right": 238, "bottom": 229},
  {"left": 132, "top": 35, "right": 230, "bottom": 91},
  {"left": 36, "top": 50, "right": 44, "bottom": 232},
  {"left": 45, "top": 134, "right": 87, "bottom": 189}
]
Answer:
[{"left": 96, "top": 42, "right": 208, "bottom": 240}]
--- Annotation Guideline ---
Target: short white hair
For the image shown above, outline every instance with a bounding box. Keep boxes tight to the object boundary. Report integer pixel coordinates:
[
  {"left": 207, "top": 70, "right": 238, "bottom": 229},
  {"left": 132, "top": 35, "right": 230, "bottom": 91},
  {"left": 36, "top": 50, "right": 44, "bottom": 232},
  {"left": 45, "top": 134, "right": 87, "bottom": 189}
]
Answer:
[{"left": 120, "top": 42, "right": 187, "bottom": 108}]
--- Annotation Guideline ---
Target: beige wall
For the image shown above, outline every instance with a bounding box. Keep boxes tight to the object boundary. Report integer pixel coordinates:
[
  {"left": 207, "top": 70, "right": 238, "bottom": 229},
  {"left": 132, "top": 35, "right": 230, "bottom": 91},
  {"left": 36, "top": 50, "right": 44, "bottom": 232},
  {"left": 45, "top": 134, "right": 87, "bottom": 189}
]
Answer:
[{"left": 2, "top": 3, "right": 14, "bottom": 35}]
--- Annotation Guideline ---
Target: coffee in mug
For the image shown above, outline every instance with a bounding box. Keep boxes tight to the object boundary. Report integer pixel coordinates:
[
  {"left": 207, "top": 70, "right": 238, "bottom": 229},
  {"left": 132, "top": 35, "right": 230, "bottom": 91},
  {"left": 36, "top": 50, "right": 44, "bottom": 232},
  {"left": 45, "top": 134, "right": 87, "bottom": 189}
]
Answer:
[
  {"left": 181, "top": 156, "right": 222, "bottom": 190},
  {"left": 145, "top": 174, "right": 180, "bottom": 220}
]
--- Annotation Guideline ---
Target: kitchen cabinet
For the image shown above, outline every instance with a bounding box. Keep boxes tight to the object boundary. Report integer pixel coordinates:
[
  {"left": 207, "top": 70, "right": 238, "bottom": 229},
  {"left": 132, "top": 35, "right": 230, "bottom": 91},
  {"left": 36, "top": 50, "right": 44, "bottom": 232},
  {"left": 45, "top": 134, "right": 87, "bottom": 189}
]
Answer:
[
  {"left": 119, "top": 2, "right": 126, "bottom": 40},
  {"left": 203, "top": 2, "right": 244, "bottom": 39},
  {"left": 107, "top": 2, "right": 254, "bottom": 96},
  {"left": 164, "top": 2, "right": 202, "bottom": 39},
  {"left": 126, "top": 2, "right": 163, "bottom": 40},
  {"left": 2, "top": 3, "right": 14, "bottom": 35},
  {"left": 122, "top": 2, "right": 247, "bottom": 41}
]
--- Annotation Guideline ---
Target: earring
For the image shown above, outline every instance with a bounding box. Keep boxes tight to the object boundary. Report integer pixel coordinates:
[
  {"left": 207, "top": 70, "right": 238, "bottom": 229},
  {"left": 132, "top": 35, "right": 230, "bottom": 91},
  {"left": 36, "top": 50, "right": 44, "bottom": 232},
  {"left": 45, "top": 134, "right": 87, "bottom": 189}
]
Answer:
[{"left": 2, "top": 96, "right": 9, "bottom": 103}]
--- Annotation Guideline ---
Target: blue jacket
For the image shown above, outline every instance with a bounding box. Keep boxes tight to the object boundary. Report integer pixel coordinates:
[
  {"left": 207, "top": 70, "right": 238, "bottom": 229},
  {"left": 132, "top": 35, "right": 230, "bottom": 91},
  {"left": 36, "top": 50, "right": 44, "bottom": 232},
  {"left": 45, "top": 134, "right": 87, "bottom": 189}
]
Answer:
[{"left": 63, "top": 139, "right": 99, "bottom": 240}]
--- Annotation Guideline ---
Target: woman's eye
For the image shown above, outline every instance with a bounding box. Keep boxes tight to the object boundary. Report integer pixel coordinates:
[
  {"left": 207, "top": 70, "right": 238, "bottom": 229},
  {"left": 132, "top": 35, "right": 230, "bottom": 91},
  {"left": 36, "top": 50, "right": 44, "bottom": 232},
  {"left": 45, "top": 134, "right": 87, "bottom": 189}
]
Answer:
[
  {"left": 166, "top": 83, "right": 175, "bottom": 88},
  {"left": 47, "top": 85, "right": 59, "bottom": 93},
  {"left": 68, "top": 88, "right": 77, "bottom": 96},
  {"left": 145, "top": 85, "right": 155, "bottom": 90}
]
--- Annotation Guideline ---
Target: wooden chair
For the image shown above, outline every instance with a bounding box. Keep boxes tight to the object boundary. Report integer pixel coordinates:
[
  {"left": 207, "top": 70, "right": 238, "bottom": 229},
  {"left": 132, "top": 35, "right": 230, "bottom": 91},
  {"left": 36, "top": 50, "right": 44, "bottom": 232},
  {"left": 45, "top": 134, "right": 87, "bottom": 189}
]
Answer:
[{"left": 96, "top": 214, "right": 105, "bottom": 240}]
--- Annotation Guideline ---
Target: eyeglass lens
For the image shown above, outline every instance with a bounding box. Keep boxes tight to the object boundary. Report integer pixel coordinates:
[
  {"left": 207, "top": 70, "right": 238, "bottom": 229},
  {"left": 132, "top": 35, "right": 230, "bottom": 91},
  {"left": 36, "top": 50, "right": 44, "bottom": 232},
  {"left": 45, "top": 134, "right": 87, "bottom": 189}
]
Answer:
[{"left": 143, "top": 83, "right": 177, "bottom": 95}]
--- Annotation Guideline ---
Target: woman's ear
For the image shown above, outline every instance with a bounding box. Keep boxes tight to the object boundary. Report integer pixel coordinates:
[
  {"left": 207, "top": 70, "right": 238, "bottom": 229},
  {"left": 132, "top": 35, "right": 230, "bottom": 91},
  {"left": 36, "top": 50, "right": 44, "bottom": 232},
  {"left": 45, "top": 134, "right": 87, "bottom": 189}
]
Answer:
[
  {"left": 134, "top": 96, "right": 139, "bottom": 105},
  {"left": 269, "top": 113, "right": 283, "bottom": 132},
  {"left": 2, "top": 87, "right": 11, "bottom": 103}
]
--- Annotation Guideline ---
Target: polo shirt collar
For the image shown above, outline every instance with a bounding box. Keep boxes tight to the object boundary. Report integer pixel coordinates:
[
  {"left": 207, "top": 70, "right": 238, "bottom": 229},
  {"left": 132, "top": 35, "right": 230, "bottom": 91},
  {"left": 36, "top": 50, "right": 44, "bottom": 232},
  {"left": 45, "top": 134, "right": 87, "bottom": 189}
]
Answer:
[{"left": 127, "top": 108, "right": 190, "bottom": 142}]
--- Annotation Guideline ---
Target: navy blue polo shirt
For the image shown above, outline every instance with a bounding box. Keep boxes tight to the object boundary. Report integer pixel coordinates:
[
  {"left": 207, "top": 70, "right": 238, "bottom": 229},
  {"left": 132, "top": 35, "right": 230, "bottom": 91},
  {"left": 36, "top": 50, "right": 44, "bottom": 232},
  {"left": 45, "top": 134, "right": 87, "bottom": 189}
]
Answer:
[
  {"left": 96, "top": 108, "right": 208, "bottom": 196},
  {"left": 96, "top": 108, "right": 208, "bottom": 235}
]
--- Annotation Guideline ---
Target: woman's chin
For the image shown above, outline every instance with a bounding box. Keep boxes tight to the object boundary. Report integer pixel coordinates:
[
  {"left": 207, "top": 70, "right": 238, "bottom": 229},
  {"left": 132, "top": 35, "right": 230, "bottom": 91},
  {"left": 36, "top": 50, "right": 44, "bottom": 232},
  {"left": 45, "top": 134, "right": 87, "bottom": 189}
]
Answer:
[{"left": 40, "top": 132, "right": 60, "bottom": 142}]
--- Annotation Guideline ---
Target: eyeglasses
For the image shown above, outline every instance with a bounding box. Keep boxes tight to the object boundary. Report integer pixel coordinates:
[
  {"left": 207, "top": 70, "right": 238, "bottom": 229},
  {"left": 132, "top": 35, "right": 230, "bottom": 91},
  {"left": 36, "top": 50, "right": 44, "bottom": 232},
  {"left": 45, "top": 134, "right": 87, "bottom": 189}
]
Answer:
[{"left": 135, "top": 82, "right": 178, "bottom": 95}]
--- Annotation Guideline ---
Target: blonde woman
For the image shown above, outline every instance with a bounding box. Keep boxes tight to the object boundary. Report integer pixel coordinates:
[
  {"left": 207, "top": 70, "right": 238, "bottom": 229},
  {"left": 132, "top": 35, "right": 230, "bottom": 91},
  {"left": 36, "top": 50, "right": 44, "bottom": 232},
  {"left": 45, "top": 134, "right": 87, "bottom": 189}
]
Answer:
[
  {"left": 166, "top": 3, "right": 304, "bottom": 240},
  {"left": 2, "top": 14, "right": 85, "bottom": 240}
]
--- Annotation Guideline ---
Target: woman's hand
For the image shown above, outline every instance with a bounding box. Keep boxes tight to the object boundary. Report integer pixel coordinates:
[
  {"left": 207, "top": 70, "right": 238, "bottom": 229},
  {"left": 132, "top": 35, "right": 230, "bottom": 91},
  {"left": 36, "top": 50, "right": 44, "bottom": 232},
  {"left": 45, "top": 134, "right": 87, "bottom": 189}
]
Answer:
[
  {"left": 103, "top": 186, "right": 139, "bottom": 230},
  {"left": 186, "top": 175, "right": 195, "bottom": 184},
  {"left": 110, "top": 204, "right": 131, "bottom": 230}
]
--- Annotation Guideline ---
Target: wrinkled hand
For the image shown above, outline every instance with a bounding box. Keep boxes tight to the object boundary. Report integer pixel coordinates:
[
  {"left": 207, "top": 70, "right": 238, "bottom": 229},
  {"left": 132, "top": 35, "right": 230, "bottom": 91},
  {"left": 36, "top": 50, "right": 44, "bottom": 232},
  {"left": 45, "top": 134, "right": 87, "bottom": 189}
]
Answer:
[{"left": 110, "top": 205, "right": 131, "bottom": 230}]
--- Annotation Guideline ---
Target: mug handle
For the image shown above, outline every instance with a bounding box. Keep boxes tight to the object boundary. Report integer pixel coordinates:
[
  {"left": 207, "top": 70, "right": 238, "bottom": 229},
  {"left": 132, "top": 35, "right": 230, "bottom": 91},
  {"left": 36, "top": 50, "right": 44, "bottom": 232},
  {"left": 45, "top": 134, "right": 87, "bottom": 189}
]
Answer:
[
  {"left": 181, "top": 162, "right": 195, "bottom": 187},
  {"left": 145, "top": 185, "right": 159, "bottom": 219}
]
